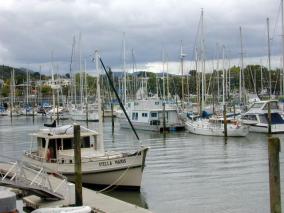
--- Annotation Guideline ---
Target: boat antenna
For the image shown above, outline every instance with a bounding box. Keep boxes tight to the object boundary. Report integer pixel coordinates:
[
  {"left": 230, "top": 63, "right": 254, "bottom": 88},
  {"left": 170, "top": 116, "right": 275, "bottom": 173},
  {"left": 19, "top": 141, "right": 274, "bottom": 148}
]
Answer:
[{"left": 99, "top": 57, "right": 140, "bottom": 140}]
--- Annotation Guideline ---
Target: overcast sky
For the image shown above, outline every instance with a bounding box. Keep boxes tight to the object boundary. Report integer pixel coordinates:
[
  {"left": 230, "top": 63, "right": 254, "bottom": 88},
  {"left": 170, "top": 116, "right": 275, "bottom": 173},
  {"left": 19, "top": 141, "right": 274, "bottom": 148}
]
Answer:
[{"left": 0, "top": 0, "right": 283, "bottom": 75}]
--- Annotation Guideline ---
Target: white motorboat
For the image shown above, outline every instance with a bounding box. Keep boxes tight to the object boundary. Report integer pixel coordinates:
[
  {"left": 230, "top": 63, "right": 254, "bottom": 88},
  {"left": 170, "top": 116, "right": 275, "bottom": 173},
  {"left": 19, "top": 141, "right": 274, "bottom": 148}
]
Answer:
[
  {"left": 22, "top": 124, "right": 149, "bottom": 189},
  {"left": 241, "top": 100, "right": 284, "bottom": 133}
]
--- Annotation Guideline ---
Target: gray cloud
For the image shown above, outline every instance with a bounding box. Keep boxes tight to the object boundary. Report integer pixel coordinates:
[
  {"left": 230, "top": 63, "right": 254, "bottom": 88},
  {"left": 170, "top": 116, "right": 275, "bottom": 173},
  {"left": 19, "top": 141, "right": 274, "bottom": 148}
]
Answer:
[{"left": 0, "top": 0, "right": 282, "bottom": 74}]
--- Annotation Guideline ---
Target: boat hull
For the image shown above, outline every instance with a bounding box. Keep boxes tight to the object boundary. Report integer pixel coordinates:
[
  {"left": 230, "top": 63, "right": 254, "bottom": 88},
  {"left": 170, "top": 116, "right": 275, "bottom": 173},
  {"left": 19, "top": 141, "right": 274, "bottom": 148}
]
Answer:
[
  {"left": 185, "top": 121, "right": 249, "bottom": 137},
  {"left": 119, "top": 118, "right": 184, "bottom": 132},
  {"left": 244, "top": 124, "right": 284, "bottom": 133},
  {"left": 22, "top": 147, "right": 148, "bottom": 188}
]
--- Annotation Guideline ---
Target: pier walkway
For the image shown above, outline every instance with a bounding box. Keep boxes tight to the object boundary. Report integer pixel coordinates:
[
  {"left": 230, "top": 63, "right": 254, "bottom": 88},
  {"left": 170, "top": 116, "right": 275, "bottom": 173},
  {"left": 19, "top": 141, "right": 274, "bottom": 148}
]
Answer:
[{"left": 0, "top": 159, "right": 152, "bottom": 213}]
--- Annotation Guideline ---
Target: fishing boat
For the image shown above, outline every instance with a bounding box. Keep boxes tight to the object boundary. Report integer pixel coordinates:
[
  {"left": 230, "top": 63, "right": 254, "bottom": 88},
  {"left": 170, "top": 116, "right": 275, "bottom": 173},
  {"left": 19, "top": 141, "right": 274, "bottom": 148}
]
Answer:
[
  {"left": 22, "top": 124, "right": 148, "bottom": 189},
  {"left": 23, "top": 51, "right": 149, "bottom": 189},
  {"left": 241, "top": 100, "right": 284, "bottom": 133}
]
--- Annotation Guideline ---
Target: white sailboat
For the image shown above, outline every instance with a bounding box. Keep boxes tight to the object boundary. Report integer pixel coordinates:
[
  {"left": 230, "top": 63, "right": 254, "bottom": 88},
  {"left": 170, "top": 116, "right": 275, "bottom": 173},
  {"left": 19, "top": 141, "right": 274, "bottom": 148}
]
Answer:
[
  {"left": 184, "top": 9, "right": 249, "bottom": 137},
  {"left": 22, "top": 51, "right": 149, "bottom": 189}
]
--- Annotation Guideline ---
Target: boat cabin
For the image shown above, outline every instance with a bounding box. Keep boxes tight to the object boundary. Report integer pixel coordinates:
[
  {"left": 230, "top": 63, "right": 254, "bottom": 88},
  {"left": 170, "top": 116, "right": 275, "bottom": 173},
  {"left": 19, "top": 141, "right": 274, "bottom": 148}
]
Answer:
[{"left": 29, "top": 125, "right": 98, "bottom": 162}]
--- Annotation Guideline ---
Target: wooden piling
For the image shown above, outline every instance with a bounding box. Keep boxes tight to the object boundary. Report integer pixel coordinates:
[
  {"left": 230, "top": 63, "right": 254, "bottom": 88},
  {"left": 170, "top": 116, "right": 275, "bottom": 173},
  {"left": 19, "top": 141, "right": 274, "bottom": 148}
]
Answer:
[
  {"left": 268, "top": 137, "right": 281, "bottom": 213},
  {"left": 233, "top": 105, "right": 236, "bottom": 120},
  {"left": 111, "top": 103, "right": 114, "bottom": 133},
  {"left": 268, "top": 102, "right": 272, "bottom": 135},
  {"left": 223, "top": 104, "right": 227, "bottom": 137},
  {"left": 163, "top": 102, "right": 166, "bottom": 135},
  {"left": 73, "top": 124, "right": 82, "bottom": 206}
]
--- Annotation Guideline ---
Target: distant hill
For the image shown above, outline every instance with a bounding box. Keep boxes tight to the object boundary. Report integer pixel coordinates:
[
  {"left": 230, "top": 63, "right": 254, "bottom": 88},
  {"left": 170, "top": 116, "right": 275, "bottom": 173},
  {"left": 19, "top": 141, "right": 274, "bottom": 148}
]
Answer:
[{"left": 0, "top": 65, "right": 48, "bottom": 84}]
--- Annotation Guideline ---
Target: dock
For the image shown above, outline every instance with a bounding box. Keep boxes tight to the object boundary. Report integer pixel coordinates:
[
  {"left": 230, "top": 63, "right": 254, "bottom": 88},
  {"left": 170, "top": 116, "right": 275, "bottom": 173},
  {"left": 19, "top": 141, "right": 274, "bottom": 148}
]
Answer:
[{"left": 0, "top": 160, "right": 152, "bottom": 213}]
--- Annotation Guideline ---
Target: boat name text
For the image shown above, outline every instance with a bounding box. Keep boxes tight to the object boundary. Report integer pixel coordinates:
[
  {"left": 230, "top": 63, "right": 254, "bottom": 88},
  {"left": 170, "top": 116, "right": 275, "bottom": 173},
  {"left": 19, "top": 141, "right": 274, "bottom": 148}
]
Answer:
[{"left": 99, "top": 159, "right": 126, "bottom": 167}]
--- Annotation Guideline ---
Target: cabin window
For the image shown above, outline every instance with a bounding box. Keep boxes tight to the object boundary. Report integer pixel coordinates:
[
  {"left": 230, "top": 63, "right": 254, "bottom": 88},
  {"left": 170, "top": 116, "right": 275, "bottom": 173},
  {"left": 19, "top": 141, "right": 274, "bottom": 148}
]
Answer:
[
  {"left": 250, "top": 103, "right": 263, "bottom": 109},
  {"left": 151, "top": 112, "right": 158, "bottom": 118},
  {"left": 142, "top": 113, "right": 148, "bottom": 117},
  {"left": 63, "top": 138, "right": 73, "bottom": 150},
  {"left": 134, "top": 102, "right": 139, "bottom": 106},
  {"left": 155, "top": 101, "right": 159, "bottom": 105},
  {"left": 132, "top": 112, "right": 138, "bottom": 120},
  {"left": 259, "top": 115, "right": 268, "bottom": 124},
  {"left": 247, "top": 115, "right": 257, "bottom": 121},
  {"left": 38, "top": 138, "right": 46, "bottom": 148},
  {"left": 81, "top": 137, "right": 90, "bottom": 148},
  {"left": 264, "top": 102, "right": 278, "bottom": 110}
]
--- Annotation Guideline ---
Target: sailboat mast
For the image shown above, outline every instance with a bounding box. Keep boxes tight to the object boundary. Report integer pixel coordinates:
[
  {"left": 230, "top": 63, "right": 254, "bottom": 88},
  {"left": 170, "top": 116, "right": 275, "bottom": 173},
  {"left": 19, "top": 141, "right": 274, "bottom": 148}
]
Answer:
[
  {"left": 95, "top": 50, "right": 104, "bottom": 153},
  {"left": 79, "top": 33, "right": 83, "bottom": 106},
  {"left": 162, "top": 48, "right": 165, "bottom": 101},
  {"left": 222, "top": 45, "right": 226, "bottom": 106},
  {"left": 260, "top": 59, "right": 263, "bottom": 92},
  {"left": 123, "top": 32, "right": 127, "bottom": 105},
  {"left": 281, "top": 0, "right": 284, "bottom": 96},
  {"left": 201, "top": 9, "right": 205, "bottom": 112},
  {"left": 267, "top": 18, "right": 272, "bottom": 98},
  {"left": 180, "top": 41, "right": 186, "bottom": 108},
  {"left": 239, "top": 27, "right": 244, "bottom": 104},
  {"left": 166, "top": 54, "right": 170, "bottom": 100},
  {"left": 84, "top": 59, "right": 88, "bottom": 105},
  {"left": 216, "top": 43, "right": 220, "bottom": 104}
]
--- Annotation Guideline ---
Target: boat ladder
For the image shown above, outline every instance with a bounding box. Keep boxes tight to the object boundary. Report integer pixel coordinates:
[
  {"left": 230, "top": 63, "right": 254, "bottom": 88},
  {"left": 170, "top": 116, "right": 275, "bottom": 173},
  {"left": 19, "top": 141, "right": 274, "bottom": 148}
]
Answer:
[{"left": 0, "top": 160, "right": 66, "bottom": 200}]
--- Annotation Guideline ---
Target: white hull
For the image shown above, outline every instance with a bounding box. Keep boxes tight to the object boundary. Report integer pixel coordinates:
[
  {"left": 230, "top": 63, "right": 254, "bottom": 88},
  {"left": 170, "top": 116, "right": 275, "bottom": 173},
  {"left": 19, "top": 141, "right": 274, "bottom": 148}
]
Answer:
[
  {"left": 119, "top": 118, "right": 184, "bottom": 131},
  {"left": 70, "top": 111, "right": 99, "bottom": 122},
  {"left": 185, "top": 121, "right": 249, "bottom": 137},
  {"left": 22, "top": 147, "right": 148, "bottom": 188},
  {"left": 244, "top": 124, "right": 284, "bottom": 133}
]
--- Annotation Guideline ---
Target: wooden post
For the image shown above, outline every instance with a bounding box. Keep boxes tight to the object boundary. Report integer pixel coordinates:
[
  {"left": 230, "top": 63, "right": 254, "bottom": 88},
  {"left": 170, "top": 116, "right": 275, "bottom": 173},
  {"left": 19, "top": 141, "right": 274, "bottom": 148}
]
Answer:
[
  {"left": 86, "top": 102, "right": 89, "bottom": 128},
  {"left": 268, "top": 137, "right": 281, "bottom": 213},
  {"left": 32, "top": 104, "right": 35, "bottom": 124},
  {"left": 111, "top": 103, "right": 114, "bottom": 133},
  {"left": 223, "top": 104, "right": 227, "bottom": 137},
  {"left": 163, "top": 102, "right": 166, "bottom": 135},
  {"left": 268, "top": 102, "right": 272, "bottom": 135},
  {"left": 73, "top": 124, "right": 82, "bottom": 206},
  {"left": 233, "top": 104, "right": 236, "bottom": 120}
]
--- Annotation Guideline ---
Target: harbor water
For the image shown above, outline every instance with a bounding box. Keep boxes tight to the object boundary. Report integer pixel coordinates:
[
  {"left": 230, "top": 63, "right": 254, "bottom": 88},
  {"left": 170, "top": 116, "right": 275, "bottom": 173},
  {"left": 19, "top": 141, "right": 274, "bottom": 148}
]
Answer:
[{"left": 0, "top": 116, "right": 284, "bottom": 213}]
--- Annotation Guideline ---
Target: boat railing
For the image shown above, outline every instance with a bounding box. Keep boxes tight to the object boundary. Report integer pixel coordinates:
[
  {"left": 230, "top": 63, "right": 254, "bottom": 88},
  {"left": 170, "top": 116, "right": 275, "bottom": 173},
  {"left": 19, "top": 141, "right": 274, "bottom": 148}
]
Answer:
[{"left": 25, "top": 151, "right": 59, "bottom": 164}]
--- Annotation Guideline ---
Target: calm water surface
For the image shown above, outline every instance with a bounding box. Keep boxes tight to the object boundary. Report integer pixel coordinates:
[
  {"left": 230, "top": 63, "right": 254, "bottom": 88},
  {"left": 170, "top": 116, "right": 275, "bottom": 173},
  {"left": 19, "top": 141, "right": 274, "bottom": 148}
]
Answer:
[{"left": 0, "top": 116, "right": 284, "bottom": 213}]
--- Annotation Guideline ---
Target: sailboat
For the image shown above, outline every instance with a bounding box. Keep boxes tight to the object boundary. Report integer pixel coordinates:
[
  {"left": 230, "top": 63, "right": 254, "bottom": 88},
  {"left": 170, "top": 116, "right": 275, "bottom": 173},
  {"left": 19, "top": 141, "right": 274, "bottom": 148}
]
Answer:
[
  {"left": 184, "top": 9, "right": 249, "bottom": 137},
  {"left": 22, "top": 51, "right": 149, "bottom": 189}
]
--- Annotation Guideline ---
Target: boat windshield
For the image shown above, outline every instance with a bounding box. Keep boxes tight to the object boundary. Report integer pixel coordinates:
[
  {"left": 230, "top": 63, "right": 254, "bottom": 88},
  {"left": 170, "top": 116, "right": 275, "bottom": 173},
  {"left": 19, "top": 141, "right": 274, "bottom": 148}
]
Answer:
[
  {"left": 263, "top": 102, "right": 279, "bottom": 110},
  {"left": 250, "top": 103, "right": 264, "bottom": 109}
]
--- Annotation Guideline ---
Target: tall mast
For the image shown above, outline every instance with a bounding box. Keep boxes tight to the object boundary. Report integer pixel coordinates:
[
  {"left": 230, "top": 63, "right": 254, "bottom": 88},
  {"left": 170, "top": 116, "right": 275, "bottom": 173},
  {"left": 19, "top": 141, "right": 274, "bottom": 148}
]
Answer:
[
  {"left": 162, "top": 48, "right": 166, "bottom": 101},
  {"left": 84, "top": 59, "right": 87, "bottom": 105},
  {"left": 95, "top": 50, "right": 104, "bottom": 153},
  {"left": 239, "top": 27, "right": 244, "bottom": 104},
  {"left": 123, "top": 32, "right": 127, "bottom": 105},
  {"left": 180, "top": 40, "right": 186, "bottom": 108},
  {"left": 222, "top": 45, "right": 226, "bottom": 106},
  {"left": 216, "top": 43, "right": 220, "bottom": 104},
  {"left": 166, "top": 54, "right": 170, "bottom": 100},
  {"left": 201, "top": 8, "right": 205, "bottom": 111},
  {"left": 260, "top": 59, "right": 263, "bottom": 92},
  {"left": 281, "top": 0, "right": 284, "bottom": 96},
  {"left": 267, "top": 18, "right": 272, "bottom": 98},
  {"left": 79, "top": 32, "right": 83, "bottom": 106}
]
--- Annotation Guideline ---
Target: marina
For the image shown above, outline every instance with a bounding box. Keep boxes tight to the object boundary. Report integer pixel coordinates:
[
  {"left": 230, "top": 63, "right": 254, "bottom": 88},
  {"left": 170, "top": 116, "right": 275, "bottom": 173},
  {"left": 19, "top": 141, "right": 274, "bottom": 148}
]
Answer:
[
  {"left": 2, "top": 0, "right": 284, "bottom": 212},
  {"left": 0, "top": 116, "right": 284, "bottom": 212}
]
